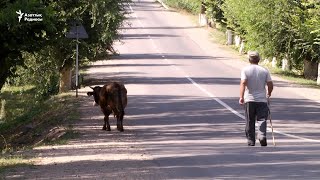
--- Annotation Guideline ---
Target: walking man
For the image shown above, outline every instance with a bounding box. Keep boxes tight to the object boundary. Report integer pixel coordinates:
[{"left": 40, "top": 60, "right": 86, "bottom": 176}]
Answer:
[{"left": 239, "top": 51, "right": 273, "bottom": 146}]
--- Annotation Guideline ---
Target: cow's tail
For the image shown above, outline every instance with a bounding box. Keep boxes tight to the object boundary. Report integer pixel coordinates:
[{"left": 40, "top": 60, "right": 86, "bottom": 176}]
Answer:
[{"left": 116, "top": 83, "right": 124, "bottom": 116}]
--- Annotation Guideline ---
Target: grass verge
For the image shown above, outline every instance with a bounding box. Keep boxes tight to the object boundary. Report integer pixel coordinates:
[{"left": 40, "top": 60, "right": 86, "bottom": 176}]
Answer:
[
  {"left": 0, "top": 155, "right": 32, "bottom": 174},
  {"left": 268, "top": 67, "right": 319, "bottom": 88},
  {"left": 0, "top": 85, "right": 80, "bottom": 172}
]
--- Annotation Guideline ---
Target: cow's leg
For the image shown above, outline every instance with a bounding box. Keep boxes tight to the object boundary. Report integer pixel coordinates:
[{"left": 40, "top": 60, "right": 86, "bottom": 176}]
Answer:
[
  {"left": 117, "top": 111, "right": 125, "bottom": 132},
  {"left": 116, "top": 114, "right": 121, "bottom": 131},
  {"left": 103, "top": 116, "right": 111, "bottom": 131},
  {"left": 102, "top": 108, "right": 111, "bottom": 131}
]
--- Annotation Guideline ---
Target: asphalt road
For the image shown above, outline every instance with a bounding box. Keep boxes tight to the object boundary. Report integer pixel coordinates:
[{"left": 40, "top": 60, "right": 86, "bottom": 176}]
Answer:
[{"left": 87, "top": 0, "right": 320, "bottom": 179}]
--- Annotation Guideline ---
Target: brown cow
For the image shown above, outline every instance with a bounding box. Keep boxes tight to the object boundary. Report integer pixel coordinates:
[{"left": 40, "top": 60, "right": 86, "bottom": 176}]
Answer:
[{"left": 87, "top": 82, "right": 127, "bottom": 131}]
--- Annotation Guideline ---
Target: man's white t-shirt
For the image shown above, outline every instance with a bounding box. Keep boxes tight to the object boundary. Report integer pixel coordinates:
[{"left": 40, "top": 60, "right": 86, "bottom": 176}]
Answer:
[{"left": 241, "top": 65, "right": 272, "bottom": 103}]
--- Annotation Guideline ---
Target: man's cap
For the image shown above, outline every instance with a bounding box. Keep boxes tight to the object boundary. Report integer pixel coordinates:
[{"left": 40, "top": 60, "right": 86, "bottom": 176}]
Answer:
[{"left": 248, "top": 51, "right": 260, "bottom": 62}]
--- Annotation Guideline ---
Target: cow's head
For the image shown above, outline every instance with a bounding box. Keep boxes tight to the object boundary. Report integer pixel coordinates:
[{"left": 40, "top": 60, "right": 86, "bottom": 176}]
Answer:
[{"left": 87, "top": 86, "right": 102, "bottom": 106}]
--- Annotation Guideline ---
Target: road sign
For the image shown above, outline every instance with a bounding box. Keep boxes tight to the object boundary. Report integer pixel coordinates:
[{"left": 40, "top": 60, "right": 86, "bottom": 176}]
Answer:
[
  {"left": 66, "top": 24, "right": 88, "bottom": 39},
  {"left": 66, "top": 23, "right": 88, "bottom": 97}
]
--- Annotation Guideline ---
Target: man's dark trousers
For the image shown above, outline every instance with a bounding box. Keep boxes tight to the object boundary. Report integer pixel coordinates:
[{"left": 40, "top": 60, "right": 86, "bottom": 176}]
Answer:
[{"left": 244, "top": 102, "right": 269, "bottom": 146}]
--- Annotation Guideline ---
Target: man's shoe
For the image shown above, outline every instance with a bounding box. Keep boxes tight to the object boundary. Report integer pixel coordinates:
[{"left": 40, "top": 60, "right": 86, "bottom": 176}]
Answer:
[
  {"left": 248, "top": 141, "right": 255, "bottom": 146},
  {"left": 259, "top": 139, "right": 267, "bottom": 146}
]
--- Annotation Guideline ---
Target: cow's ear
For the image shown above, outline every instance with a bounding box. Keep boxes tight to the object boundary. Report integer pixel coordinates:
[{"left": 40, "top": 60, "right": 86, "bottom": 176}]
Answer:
[{"left": 87, "top": 92, "right": 94, "bottom": 96}]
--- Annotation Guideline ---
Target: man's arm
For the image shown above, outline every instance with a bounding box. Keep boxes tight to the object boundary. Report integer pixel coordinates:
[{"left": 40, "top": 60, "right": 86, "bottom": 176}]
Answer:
[
  {"left": 239, "top": 79, "right": 247, "bottom": 105},
  {"left": 267, "top": 81, "right": 273, "bottom": 98}
]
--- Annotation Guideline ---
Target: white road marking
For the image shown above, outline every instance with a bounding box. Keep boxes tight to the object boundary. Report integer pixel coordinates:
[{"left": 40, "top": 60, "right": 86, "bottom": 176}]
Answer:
[
  {"left": 155, "top": 0, "right": 170, "bottom": 10},
  {"left": 129, "top": 4, "right": 320, "bottom": 143},
  {"left": 185, "top": 75, "right": 245, "bottom": 119}
]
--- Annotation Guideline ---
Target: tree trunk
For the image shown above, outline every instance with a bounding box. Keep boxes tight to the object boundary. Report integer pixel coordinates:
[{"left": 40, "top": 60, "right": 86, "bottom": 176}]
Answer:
[
  {"left": 59, "top": 66, "right": 72, "bottom": 93},
  {"left": 0, "top": 99, "right": 6, "bottom": 121},
  {"left": 0, "top": 73, "right": 7, "bottom": 92},
  {"left": 200, "top": 1, "right": 206, "bottom": 14},
  {"left": 0, "top": 56, "right": 10, "bottom": 92},
  {"left": 208, "top": 18, "right": 216, "bottom": 28},
  {"left": 304, "top": 59, "right": 318, "bottom": 80}
]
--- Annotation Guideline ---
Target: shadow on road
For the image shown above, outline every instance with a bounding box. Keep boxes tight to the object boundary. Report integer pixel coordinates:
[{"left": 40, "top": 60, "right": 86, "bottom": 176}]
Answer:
[
  {"left": 124, "top": 94, "right": 320, "bottom": 179},
  {"left": 5, "top": 69, "right": 320, "bottom": 179}
]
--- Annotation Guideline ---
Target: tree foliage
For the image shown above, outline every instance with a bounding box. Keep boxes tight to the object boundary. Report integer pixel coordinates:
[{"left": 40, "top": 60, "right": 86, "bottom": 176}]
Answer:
[
  {"left": 164, "top": 0, "right": 200, "bottom": 14},
  {"left": 204, "top": 0, "right": 225, "bottom": 25},
  {"left": 291, "top": 1, "right": 320, "bottom": 63},
  {"left": 0, "top": 0, "right": 56, "bottom": 91},
  {"left": 221, "top": 0, "right": 320, "bottom": 77},
  {"left": 1, "top": 0, "right": 129, "bottom": 96}
]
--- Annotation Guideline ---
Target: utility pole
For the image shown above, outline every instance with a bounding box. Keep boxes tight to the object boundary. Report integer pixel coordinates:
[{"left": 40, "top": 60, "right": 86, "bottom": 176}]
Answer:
[{"left": 75, "top": 25, "right": 79, "bottom": 97}]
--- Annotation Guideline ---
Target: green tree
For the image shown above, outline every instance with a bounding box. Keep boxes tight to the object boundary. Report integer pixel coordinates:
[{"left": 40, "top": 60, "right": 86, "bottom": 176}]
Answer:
[
  {"left": 43, "top": 0, "right": 129, "bottom": 92},
  {"left": 0, "top": 0, "right": 56, "bottom": 91},
  {"left": 1, "top": 0, "right": 129, "bottom": 94},
  {"left": 291, "top": 0, "right": 320, "bottom": 79},
  {"left": 223, "top": 0, "right": 289, "bottom": 57},
  {"left": 164, "top": 0, "right": 200, "bottom": 14},
  {"left": 222, "top": 0, "right": 319, "bottom": 78},
  {"left": 204, "top": 0, "right": 226, "bottom": 25}
]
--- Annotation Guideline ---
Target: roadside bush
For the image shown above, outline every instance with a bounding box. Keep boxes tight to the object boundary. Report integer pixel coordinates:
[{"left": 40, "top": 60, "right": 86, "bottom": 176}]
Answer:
[
  {"left": 222, "top": 0, "right": 281, "bottom": 57},
  {"left": 1, "top": 0, "right": 130, "bottom": 92},
  {"left": 164, "top": 0, "right": 200, "bottom": 14},
  {"left": 204, "top": 0, "right": 226, "bottom": 25},
  {"left": 222, "top": 0, "right": 320, "bottom": 78},
  {"left": 7, "top": 50, "right": 60, "bottom": 99}
]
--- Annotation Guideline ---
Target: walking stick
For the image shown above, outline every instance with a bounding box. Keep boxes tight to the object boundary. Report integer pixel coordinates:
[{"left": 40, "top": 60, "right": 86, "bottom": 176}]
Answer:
[{"left": 268, "top": 98, "right": 276, "bottom": 146}]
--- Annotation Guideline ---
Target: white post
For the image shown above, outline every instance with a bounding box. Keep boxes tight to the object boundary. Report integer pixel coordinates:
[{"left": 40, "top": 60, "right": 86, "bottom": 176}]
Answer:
[
  {"left": 239, "top": 41, "right": 245, "bottom": 54},
  {"left": 234, "top": 35, "right": 241, "bottom": 47},
  {"left": 317, "top": 62, "right": 320, "bottom": 85},
  {"left": 263, "top": 58, "right": 270, "bottom": 65},
  {"left": 199, "top": 14, "right": 207, "bottom": 26},
  {"left": 226, "top": 30, "right": 233, "bottom": 45},
  {"left": 199, "top": 1, "right": 207, "bottom": 27},
  {"left": 282, "top": 58, "right": 289, "bottom": 71},
  {"left": 272, "top": 57, "right": 277, "bottom": 68}
]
